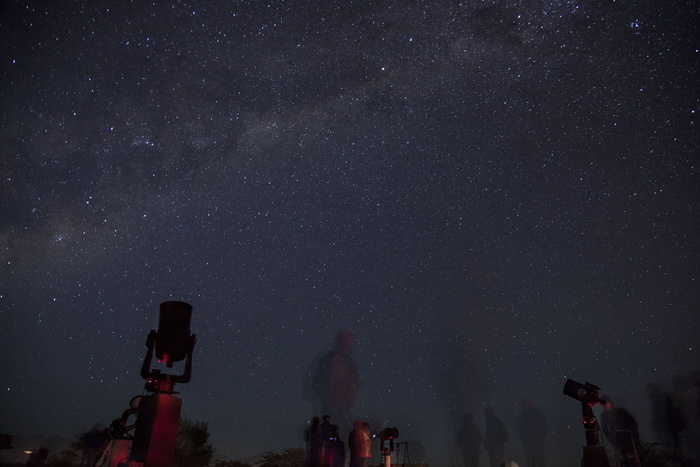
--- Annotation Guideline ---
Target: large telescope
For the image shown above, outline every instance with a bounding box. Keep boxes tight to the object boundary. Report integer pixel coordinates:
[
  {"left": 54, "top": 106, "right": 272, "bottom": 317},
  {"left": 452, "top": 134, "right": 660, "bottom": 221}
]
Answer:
[
  {"left": 140, "top": 300, "right": 196, "bottom": 392},
  {"left": 106, "top": 301, "right": 196, "bottom": 467}
]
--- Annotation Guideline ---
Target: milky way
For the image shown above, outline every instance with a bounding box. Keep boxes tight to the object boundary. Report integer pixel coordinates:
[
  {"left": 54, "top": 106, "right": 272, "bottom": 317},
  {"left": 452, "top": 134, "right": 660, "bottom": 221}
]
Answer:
[{"left": 1, "top": 1, "right": 698, "bottom": 465}]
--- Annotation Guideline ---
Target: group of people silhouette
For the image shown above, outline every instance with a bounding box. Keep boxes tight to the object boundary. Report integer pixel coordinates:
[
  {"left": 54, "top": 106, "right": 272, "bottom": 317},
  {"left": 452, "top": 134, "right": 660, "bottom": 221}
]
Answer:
[
  {"left": 594, "top": 372, "right": 700, "bottom": 467},
  {"left": 645, "top": 371, "right": 700, "bottom": 465},
  {"left": 306, "top": 415, "right": 372, "bottom": 467},
  {"left": 305, "top": 329, "right": 699, "bottom": 467},
  {"left": 458, "top": 398, "right": 547, "bottom": 467},
  {"left": 455, "top": 371, "right": 700, "bottom": 467}
]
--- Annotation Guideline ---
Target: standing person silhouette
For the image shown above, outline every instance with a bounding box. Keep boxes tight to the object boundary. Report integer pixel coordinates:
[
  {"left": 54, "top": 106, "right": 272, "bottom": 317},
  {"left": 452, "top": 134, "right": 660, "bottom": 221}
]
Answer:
[
  {"left": 600, "top": 396, "right": 641, "bottom": 467},
  {"left": 645, "top": 382, "right": 672, "bottom": 454},
  {"left": 349, "top": 420, "right": 371, "bottom": 467},
  {"left": 313, "top": 330, "right": 360, "bottom": 416},
  {"left": 306, "top": 416, "right": 321, "bottom": 467},
  {"left": 458, "top": 413, "right": 482, "bottom": 467},
  {"left": 484, "top": 407, "right": 508, "bottom": 467},
  {"left": 319, "top": 415, "right": 337, "bottom": 467},
  {"left": 516, "top": 396, "right": 548, "bottom": 467}
]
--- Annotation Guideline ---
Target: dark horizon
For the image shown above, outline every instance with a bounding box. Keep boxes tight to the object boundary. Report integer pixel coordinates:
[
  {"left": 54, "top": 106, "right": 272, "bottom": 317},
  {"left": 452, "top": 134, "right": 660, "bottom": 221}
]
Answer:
[{"left": 1, "top": 364, "right": 697, "bottom": 466}]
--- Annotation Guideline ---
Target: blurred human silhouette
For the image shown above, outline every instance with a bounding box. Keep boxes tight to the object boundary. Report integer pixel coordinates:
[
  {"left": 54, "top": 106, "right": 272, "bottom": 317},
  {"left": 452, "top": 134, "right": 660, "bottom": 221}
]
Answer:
[
  {"left": 312, "top": 329, "right": 360, "bottom": 422},
  {"left": 668, "top": 373, "right": 700, "bottom": 464},
  {"left": 667, "top": 390, "right": 686, "bottom": 459},
  {"left": 349, "top": 420, "right": 372, "bottom": 467},
  {"left": 362, "top": 423, "right": 373, "bottom": 464},
  {"left": 319, "top": 415, "right": 334, "bottom": 466},
  {"left": 515, "top": 396, "right": 548, "bottom": 467},
  {"left": 484, "top": 406, "right": 508, "bottom": 467},
  {"left": 690, "top": 370, "right": 700, "bottom": 464},
  {"left": 331, "top": 424, "right": 345, "bottom": 467},
  {"left": 319, "top": 415, "right": 343, "bottom": 467},
  {"left": 600, "top": 396, "right": 641, "bottom": 467},
  {"left": 457, "top": 412, "right": 482, "bottom": 467},
  {"left": 306, "top": 416, "right": 321, "bottom": 467},
  {"left": 645, "top": 382, "right": 672, "bottom": 454}
]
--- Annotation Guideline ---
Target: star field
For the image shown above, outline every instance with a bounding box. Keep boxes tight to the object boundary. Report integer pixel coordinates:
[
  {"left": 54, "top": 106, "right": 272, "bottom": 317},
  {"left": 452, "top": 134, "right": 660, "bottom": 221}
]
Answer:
[{"left": 1, "top": 1, "right": 698, "bottom": 465}]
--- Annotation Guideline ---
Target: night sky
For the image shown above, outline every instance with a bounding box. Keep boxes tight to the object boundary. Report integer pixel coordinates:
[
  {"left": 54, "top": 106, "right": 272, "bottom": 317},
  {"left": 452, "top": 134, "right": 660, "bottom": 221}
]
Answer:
[{"left": 1, "top": 1, "right": 698, "bottom": 465}]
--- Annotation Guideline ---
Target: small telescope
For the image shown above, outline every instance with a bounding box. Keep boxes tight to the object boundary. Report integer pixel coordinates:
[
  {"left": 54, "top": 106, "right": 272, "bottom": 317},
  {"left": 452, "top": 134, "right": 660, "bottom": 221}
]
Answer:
[
  {"left": 563, "top": 379, "right": 606, "bottom": 407},
  {"left": 379, "top": 427, "right": 399, "bottom": 440},
  {"left": 378, "top": 427, "right": 399, "bottom": 467},
  {"left": 562, "top": 378, "right": 610, "bottom": 467}
]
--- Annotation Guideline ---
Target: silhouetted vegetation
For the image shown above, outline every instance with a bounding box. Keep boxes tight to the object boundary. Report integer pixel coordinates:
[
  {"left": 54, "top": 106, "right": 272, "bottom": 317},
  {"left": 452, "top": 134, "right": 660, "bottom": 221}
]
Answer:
[
  {"left": 213, "top": 460, "right": 252, "bottom": 467},
  {"left": 45, "top": 426, "right": 107, "bottom": 467},
  {"left": 258, "top": 447, "right": 307, "bottom": 467},
  {"left": 173, "top": 417, "right": 215, "bottom": 467},
  {"left": 46, "top": 448, "right": 82, "bottom": 467},
  {"left": 639, "top": 442, "right": 682, "bottom": 467}
]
